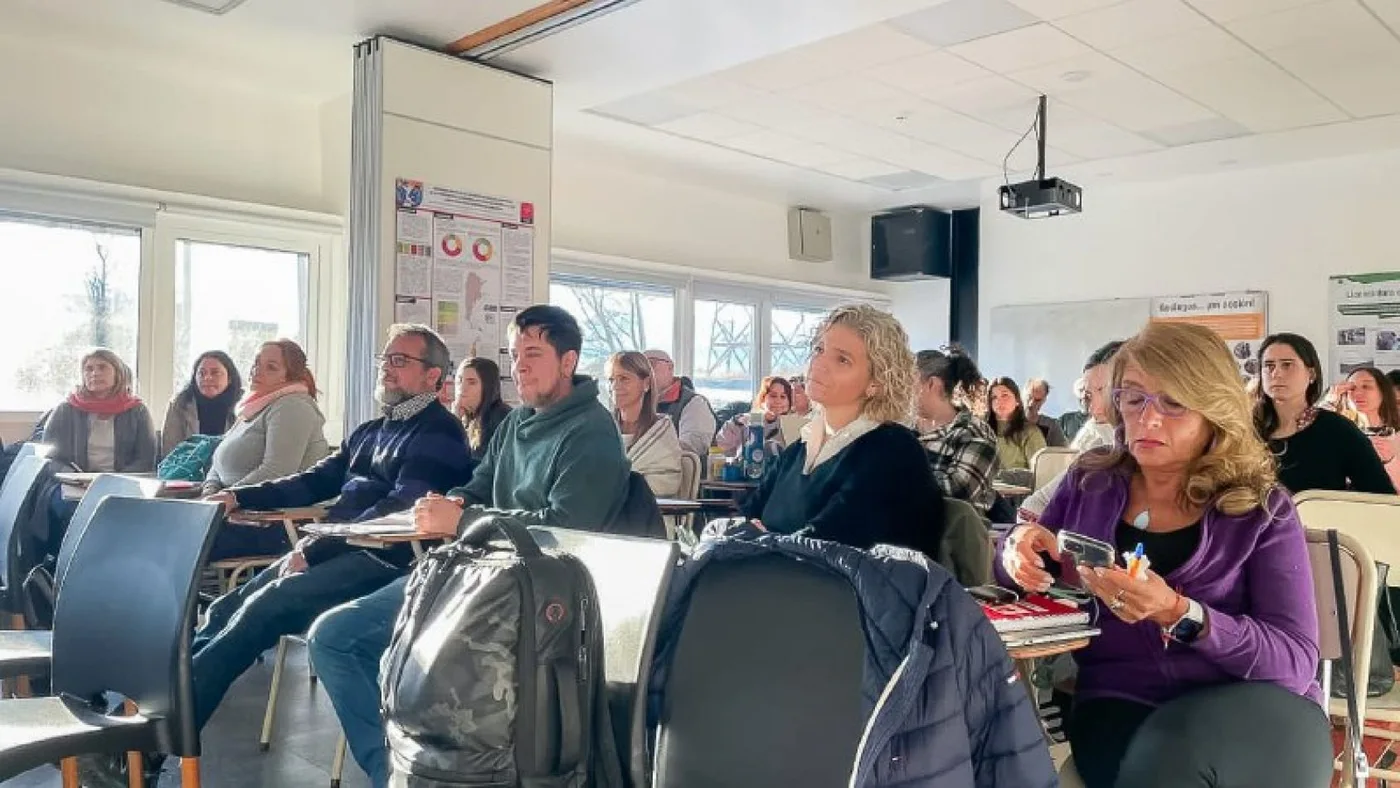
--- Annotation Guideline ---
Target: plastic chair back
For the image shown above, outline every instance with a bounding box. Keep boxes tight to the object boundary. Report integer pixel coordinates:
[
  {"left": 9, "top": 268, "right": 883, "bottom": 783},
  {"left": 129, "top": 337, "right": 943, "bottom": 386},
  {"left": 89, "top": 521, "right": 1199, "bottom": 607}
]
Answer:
[
  {"left": 678, "top": 452, "right": 700, "bottom": 501},
  {"left": 0, "top": 456, "right": 57, "bottom": 603},
  {"left": 530, "top": 526, "right": 679, "bottom": 788},
  {"left": 50, "top": 497, "right": 222, "bottom": 757},
  {"left": 1031, "top": 447, "right": 1076, "bottom": 492},
  {"left": 54, "top": 474, "right": 161, "bottom": 591},
  {"left": 653, "top": 555, "right": 865, "bottom": 788}
]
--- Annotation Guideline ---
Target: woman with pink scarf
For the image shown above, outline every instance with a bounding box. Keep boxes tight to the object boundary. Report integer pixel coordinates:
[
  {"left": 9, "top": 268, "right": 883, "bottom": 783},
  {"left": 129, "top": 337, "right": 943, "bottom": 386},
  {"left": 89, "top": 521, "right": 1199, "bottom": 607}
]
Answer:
[
  {"left": 42, "top": 348, "right": 156, "bottom": 473},
  {"left": 202, "top": 339, "right": 329, "bottom": 560}
]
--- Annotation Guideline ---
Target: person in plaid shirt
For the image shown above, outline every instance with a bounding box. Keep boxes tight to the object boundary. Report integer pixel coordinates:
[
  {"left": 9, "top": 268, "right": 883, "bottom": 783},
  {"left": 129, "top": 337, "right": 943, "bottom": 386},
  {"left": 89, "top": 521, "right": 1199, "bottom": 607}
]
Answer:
[{"left": 916, "top": 348, "right": 1000, "bottom": 513}]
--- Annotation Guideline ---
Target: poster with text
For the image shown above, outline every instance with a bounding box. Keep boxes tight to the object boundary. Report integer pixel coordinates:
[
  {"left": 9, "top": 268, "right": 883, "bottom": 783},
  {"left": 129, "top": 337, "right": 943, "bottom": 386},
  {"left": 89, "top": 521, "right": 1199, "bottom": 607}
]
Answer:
[
  {"left": 1329, "top": 273, "right": 1400, "bottom": 381},
  {"left": 1150, "top": 291, "right": 1268, "bottom": 378},
  {"left": 394, "top": 178, "right": 535, "bottom": 405}
]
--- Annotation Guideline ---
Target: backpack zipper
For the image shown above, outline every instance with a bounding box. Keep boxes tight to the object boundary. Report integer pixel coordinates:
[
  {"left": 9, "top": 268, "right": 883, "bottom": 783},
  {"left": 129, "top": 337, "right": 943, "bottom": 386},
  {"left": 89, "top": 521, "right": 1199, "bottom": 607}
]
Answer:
[{"left": 578, "top": 594, "right": 589, "bottom": 679}]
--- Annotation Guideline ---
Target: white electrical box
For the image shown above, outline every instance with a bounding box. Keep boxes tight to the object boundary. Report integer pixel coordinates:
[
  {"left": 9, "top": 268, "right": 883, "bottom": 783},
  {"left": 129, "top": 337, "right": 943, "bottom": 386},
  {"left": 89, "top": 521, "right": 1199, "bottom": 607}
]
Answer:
[{"left": 788, "top": 207, "right": 832, "bottom": 263}]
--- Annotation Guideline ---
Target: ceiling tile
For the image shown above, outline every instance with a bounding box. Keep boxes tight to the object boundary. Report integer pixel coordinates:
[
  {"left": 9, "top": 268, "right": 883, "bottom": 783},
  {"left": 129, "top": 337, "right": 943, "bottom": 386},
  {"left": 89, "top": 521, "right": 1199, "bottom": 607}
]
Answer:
[
  {"left": 1055, "top": 74, "right": 1219, "bottom": 130},
  {"left": 767, "top": 141, "right": 853, "bottom": 168},
  {"left": 920, "top": 74, "right": 1045, "bottom": 117},
  {"left": 880, "top": 142, "right": 1001, "bottom": 179},
  {"left": 864, "top": 51, "right": 995, "bottom": 98},
  {"left": 1264, "top": 29, "right": 1400, "bottom": 77},
  {"left": 1006, "top": 0, "right": 1127, "bottom": 20},
  {"left": 1186, "top": 0, "right": 1331, "bottom": 24},
  {"left": 815, "top": 157, "right": 909, "bottom": 180},
  {"left": 784, "top": 76, "right": 914, "bottom": 113},
  {"left": 1042, "top": 119, "right": 1164, "bottom": 158},
  {"left": 1109, "top": 25, "right": 1254, "bottom": 74},
  {"left": 723, "top": 24, "right": 936, "bottom": 92},
  {"left": 862, "top": 171, "right": 947, "bottom": 190},
  {"left": 654, "top": 112, "right": 765, "bottom": 142},
  {"left": 661, "top": 76, "right": 770, "bottom": 112},
  {"left": 785, "top": 113, "right": 888, "bottom": 147},
  {"left": 721, "top": 129, "right": 813, "bottom": 158},
  {"left": 889, "top": 0, "right": 1039, "bottom": 46},
  {"left": 1006, "top": 51, "right": 1141, "bottom": 94},
  {"left": 1227, "top": 0, "right": 1393, "bottom": 52},
  {"left": 1138, "top": 116, "right": 1252, "bottom": 145},
  {"left": 1286, "top": 58, "right": 1400, "bottom": 118},
  {"left": 1054, "top": 0, "right": 1209, "bottom": 50},
  {"left": 712, "top": 94, "right": 831, "bottom": 129},
  {"left": 949, "top": 23, "right": 1096, "bottom": 72},
  {"left": 589, "top": 93, "right": 699, "bottom": 126},
  {"left": 1151, "top": 54, "right": 1347, "bottom": 131},
  {"left": 1003, "top": 142, "right": 1081, "bottom": 173}
]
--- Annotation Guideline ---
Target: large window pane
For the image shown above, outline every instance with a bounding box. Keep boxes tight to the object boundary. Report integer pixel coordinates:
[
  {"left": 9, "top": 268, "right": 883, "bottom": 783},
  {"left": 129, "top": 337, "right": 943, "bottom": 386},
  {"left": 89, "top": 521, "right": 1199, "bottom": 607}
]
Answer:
[
  {"left": 770, "top": 304, "right": 827, "bottom": 379},
  {"left": 549, "top": 278, "right": 674, "bottom": 379},
  {"left": 693, "top": 299, "right": 755, "bottom": 409},
  {"left": 0, "top": 216, "right": 141, "bottom": 410},
  {"left": 173, "top": 240, "right": 308, "bottom": 384}
]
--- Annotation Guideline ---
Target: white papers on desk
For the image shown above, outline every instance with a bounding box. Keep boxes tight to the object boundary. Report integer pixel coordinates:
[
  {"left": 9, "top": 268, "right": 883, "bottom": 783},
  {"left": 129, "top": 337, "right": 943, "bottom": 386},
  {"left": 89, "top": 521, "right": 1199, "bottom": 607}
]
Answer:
[{"left": 302, "top": 512, "right": 417, "bottom": 538}]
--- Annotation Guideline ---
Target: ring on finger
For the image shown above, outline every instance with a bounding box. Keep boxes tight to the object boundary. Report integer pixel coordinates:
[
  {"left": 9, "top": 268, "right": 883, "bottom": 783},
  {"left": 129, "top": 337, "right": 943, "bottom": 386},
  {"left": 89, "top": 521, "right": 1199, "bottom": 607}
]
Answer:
[{"left": 1108, "top": 589, "right": 1127, "bottom": 611}]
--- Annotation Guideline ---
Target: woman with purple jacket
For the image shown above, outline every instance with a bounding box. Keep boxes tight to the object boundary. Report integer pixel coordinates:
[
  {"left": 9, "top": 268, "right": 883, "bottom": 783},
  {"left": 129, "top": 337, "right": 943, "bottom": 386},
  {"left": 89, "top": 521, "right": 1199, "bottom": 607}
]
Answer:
[{"left": 999, "top": 322, "right": 1331, "bottom": 788}]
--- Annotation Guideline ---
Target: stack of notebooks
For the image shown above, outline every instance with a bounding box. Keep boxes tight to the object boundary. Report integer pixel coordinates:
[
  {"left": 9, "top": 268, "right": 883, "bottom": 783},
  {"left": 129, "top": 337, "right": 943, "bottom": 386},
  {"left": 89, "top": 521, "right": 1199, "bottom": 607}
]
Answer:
[{"left": 978, "top": 591, "right": 1099, "bottom": 650}]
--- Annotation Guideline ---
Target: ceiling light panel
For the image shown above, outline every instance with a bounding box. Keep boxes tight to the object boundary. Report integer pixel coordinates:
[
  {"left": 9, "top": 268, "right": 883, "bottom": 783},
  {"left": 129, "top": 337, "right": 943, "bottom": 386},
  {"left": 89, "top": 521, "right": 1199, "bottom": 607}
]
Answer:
[{"left": 889, "top": 0, "right": 1039, "bottom": 46}]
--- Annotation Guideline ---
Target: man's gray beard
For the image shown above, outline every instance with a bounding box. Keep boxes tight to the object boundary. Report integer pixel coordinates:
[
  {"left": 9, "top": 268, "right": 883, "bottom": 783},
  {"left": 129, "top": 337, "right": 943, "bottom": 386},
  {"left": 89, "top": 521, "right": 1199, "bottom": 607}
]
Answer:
[{"left": 376, "top": 385, "right": 409, "bottom": 406}]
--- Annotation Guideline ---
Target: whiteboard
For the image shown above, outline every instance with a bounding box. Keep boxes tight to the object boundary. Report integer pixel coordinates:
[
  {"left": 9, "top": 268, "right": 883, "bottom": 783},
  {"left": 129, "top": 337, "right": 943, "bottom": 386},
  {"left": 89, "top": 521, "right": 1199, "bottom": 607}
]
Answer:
[{"left": 985, "top": 299, "right": 1152, "bottom": 416}]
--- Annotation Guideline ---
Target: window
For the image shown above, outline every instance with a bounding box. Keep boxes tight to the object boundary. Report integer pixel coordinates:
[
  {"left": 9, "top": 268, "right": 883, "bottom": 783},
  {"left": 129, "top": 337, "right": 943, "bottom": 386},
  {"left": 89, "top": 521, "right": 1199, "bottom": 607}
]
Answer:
[
  {"left": 548, "top": 276, "right": 675, "bottom": 379},
  {"left": 0, "top": 216, "right": 141, "bottom": 411},
  {"left": 770, "top": 304, "right": 827, "bottom": 379},
  {"left": 693, "top": 298, "right": 756, "bottom": 409},
  {"left": 173, "top": 240, "right": 309, "bottom": 384}
]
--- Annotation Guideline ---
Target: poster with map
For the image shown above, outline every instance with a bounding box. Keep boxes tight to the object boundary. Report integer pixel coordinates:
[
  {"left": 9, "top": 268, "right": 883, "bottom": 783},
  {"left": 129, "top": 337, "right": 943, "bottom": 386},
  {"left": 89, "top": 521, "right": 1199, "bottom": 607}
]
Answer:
[{"left": 394, "top": 178, "right": 535, "bottom": 401}]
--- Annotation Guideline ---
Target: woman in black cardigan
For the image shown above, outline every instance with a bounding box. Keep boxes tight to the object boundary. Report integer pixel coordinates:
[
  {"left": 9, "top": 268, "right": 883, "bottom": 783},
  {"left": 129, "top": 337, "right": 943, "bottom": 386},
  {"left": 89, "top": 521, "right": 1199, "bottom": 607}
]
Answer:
[{"left": 742, "top": 304, "right": 946, "bottom": 558}]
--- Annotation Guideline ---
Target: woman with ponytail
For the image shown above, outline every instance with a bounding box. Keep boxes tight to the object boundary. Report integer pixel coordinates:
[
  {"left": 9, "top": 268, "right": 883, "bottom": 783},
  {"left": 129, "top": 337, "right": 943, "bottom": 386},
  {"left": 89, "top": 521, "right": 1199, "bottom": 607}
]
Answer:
[{"left": 916, "top": 346, "right": 1000, "bottom": 513}]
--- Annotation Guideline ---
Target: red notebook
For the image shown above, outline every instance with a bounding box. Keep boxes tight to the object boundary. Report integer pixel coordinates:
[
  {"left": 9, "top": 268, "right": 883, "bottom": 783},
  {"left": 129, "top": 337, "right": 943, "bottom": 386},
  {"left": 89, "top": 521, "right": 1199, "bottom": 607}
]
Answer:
[{"left": 980, "top": 594, "right": 1090, "bottom": 633}]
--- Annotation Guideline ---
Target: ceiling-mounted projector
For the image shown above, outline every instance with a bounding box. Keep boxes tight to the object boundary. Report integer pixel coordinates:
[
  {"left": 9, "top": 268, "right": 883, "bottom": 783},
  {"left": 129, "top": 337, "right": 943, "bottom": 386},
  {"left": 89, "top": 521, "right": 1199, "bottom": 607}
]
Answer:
[{"left": 998, "top": 95, "right": 1082, "bottom": 219}]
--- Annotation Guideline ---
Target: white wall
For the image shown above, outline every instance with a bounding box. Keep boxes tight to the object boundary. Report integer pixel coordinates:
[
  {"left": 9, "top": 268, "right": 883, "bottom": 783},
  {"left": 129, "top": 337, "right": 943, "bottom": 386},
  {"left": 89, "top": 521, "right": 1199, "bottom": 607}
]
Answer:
[
  {"left": 0, "top": 32, "right": 334, "bottom": 214},
  {"left": 890, "top": 279, "right": 951, "bottom": 352},
  {"left": 552, "top": 154, "right": 880, "bottom": 294},
  {"left": 977, "top": 149, "right": 1400, "bottom": 379}
]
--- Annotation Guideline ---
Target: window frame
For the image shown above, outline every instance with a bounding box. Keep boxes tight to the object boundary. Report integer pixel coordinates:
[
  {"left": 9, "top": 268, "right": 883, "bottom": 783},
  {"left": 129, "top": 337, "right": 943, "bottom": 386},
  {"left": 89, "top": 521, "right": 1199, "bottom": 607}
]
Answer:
[{"left": 552, "top": 249, "right": 889, "bottom": 402}]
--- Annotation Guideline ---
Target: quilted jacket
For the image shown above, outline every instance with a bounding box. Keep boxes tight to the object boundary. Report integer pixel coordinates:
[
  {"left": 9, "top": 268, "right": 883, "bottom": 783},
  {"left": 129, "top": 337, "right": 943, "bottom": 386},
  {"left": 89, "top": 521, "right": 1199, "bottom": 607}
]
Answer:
[{"left": 649, "top": 530, "right": 1056, "bottom": 788}]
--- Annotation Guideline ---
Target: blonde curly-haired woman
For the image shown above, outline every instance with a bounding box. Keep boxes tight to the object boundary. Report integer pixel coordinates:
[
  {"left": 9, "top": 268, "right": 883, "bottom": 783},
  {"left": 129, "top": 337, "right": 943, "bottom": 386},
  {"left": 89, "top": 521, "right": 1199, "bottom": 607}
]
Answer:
[
  {"left": 740, "top": 303, "right": 945, "bottom": 558},
  {"left": 998, "top": 321, "right": 1330, "bottom": 788}
]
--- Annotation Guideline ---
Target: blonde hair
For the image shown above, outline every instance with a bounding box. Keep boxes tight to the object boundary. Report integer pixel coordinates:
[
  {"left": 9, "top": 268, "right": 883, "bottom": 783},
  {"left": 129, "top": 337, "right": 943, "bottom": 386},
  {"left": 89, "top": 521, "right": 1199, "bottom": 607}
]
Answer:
[
  {"left": 1079, "top": 322, "right": 1277, "bottom": 516},
  {"left": 813, "top": 303, "right": 916, "bottom": 424},
  {"left": 78, "top": 348, "right": 133, "bottom": 398}
]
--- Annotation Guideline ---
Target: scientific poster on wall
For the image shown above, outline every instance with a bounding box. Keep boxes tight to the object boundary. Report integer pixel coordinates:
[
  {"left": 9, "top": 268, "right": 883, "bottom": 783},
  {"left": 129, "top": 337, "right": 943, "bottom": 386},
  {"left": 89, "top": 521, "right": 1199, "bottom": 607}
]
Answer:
[
  {"left": 393, "top": 178, "right": 535, "bottom": 401},
  {"left": 1149, "top": 291, "right": 1268, "bottom": 377},
  {"left": 1329, "top": 273, "right": 1400, "bottom": 380}
]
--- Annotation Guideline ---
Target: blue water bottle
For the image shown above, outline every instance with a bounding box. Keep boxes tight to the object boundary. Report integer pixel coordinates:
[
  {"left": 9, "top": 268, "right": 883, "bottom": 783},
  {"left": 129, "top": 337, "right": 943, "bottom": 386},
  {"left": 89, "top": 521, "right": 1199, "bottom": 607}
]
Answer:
[{"left": 743, "top": 413, "right": 767, "bottom": 480}]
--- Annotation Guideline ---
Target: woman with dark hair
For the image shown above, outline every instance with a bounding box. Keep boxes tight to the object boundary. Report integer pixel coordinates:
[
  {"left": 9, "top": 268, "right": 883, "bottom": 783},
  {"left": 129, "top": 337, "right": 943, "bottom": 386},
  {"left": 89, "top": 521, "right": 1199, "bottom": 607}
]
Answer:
[
  {"left": 715, "top": 375, "right": 793, "bottom": 455},
  {"left": 985, "top": 376, "right": 1046, "bottom": 471},
  {"left": 916, "top": 347, "right": 999, "bottom": 513},
  {"left": 1255, "top": 333, "right": 1393, "bottom": 494},
  {"left": 607, "top": 350, "right": 682, "bottom": 496},
  {"left": 1333, "top": 366, "right": 1400, "bottom": 490},
  {"left": 452, "top": 357, "right": 512, "bottom": 461},
  {"left": 162, "top": 351, "right": 242, "bottom": 456}
]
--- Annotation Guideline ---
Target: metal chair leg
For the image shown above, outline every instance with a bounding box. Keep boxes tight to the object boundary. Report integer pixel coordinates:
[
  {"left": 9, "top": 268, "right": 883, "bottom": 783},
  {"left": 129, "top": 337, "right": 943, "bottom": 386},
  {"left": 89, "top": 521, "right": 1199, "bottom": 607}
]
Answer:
[
  {"left": 330, "top": 733, "right": 348, "bottom": 788},
  {"left": 182, "top": 757, "right": 202, "bottom": 788},
  {"left": 259, "top": 636, "right": 290, "bottom": 751},
  {"left": 60, "top": 756, "right": 79, "bottom": 788}
]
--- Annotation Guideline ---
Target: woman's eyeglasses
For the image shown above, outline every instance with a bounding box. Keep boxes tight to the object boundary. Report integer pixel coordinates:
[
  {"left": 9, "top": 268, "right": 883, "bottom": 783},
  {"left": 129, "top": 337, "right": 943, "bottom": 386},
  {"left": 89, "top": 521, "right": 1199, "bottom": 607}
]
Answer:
[
  {"left": 1112, "top": 388, "right": 1189, "bottom": 418},
  {"left": 375, "top": 353, "right": 431, "bottom": 369}
]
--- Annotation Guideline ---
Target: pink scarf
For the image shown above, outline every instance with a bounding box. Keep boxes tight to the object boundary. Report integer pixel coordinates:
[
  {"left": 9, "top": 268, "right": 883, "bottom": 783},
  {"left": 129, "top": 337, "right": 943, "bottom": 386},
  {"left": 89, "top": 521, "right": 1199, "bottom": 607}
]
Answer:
[
  {"left": 236, "top": 383, "right": 310, "bottom": 421},
  {"left": 68, "top": 390, "right": 142, "bottom": 416}
]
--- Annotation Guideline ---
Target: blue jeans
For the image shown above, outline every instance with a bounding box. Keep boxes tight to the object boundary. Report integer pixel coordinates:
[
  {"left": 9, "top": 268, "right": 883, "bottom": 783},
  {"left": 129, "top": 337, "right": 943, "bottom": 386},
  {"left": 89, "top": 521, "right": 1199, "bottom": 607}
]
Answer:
[
  {"left": 191, "top": 551, "right": 402, "bottom": 732},
  {"left": 308, "top": 575, "right": 407, "bottom": 788}
]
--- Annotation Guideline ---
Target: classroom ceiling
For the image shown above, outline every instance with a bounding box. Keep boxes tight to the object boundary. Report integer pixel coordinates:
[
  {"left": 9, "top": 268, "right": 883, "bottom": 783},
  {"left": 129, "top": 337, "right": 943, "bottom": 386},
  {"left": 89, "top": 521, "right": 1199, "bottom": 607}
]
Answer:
[{"left": 4, "top": 0, "right": 1400, "bottom": 211}]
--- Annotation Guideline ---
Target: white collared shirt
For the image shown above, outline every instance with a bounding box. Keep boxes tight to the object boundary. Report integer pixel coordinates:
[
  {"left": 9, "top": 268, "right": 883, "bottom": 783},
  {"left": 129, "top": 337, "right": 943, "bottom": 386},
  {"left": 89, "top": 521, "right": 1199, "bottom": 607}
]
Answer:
[{"left": 801, "top": 412, "right": 881, "bottom": 474}]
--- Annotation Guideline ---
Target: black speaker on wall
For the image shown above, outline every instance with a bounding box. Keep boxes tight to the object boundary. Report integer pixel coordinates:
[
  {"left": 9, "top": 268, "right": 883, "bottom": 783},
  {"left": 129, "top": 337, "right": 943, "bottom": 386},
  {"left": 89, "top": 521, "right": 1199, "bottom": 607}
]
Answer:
[
  {"left": 870, "top": 207, "right": 952, "bottom": 281},
  {"left": 948, "top": 209, "right": 980, "bottom": 358}
]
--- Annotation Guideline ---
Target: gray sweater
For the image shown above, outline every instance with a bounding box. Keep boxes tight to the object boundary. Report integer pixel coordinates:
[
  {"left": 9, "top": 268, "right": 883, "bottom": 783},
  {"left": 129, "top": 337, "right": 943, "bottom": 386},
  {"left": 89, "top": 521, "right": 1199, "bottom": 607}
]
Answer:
[
  {"left": 203, "top": 392, "right": 330, "bottom": 493},
  {"left": 42, "top": 401, "right": 157, "bottom": 473}
]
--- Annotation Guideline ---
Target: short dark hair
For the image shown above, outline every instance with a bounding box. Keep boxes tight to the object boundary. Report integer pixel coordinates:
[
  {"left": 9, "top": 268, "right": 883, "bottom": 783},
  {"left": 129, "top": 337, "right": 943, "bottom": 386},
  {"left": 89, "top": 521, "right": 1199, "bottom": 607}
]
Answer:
[
  {"left": 510, "top": 305, "right": 583, "bottom": 358},
  {"left": 1084, "top": 340, "right": 1125, "bottom": 371}
]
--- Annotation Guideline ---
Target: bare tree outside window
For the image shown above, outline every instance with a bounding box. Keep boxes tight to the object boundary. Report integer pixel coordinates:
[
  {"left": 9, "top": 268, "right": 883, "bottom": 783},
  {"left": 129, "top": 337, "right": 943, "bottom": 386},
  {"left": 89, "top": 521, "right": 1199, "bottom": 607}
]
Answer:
[{"left": 549, "top": 280, "right": 674, "bottom": 379}]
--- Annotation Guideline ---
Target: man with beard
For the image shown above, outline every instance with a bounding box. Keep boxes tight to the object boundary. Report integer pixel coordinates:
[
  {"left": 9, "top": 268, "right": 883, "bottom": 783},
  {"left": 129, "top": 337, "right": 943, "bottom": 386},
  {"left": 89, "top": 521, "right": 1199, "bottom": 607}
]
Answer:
[
  {"left": 83, "top": 324, "right": 474, "bottom": 787},
  {"left": 306, "top": 304, "right": 632, "bottom": 788}
]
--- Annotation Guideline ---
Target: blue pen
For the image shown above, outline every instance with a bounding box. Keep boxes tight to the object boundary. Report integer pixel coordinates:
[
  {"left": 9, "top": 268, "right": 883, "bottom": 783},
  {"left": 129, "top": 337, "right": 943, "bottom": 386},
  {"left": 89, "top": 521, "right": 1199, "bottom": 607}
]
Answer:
[{"left": 1127, "top": 543, "right": 1145, "bottom": 578}]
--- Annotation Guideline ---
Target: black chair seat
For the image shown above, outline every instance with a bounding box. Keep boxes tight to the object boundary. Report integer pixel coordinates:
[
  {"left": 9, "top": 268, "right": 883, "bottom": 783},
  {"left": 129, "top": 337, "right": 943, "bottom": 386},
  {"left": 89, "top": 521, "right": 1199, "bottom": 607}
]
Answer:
[
  {"left": 0, "top": 630, "right": 51, "bottom": 678},
  {"left": 0, "top": 696, "right": 154, "bottom": 776}
]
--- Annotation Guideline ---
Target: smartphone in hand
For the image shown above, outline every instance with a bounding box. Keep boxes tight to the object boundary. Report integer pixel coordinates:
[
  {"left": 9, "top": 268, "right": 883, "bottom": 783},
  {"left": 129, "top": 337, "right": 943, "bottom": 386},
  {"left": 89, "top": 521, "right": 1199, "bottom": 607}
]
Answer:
[{"left": 1057, "top": 530, "right": 1117, "bottom": 569}]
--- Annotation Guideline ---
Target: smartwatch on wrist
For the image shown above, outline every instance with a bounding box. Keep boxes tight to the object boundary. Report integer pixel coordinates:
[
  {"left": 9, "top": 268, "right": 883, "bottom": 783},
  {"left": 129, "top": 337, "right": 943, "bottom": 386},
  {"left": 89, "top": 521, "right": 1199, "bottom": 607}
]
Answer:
[{"left": 1164, "top": 598, "right": 1206, "bottom": 644}]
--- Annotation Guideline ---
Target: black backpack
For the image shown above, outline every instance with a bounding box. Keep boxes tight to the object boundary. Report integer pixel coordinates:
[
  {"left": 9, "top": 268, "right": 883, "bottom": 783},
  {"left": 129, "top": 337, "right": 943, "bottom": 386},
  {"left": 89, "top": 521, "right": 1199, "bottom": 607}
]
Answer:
[{"left": 381, "top": 515, "right": 624, "bottom": 788}]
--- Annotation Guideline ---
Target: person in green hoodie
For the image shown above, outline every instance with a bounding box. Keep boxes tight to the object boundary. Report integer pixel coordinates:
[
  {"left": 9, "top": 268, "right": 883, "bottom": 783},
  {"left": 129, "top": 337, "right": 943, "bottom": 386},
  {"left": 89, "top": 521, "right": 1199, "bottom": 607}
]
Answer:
[{"left": 306, "top": 304, "right": 631, "bottom": 788}]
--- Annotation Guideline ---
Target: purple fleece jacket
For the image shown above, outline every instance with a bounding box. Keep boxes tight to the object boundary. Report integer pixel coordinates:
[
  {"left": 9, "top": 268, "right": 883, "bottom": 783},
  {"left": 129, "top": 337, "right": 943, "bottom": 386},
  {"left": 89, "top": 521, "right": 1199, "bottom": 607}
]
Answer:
[{"left": 996, "top": 465, "right": 1323, "bottom": 707}]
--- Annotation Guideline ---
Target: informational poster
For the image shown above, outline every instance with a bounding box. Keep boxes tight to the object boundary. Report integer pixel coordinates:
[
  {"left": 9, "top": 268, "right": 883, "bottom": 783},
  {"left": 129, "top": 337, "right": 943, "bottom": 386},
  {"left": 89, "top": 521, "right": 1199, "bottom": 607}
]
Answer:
[
  {"left": 1329, "top": 273, "right": 1400, "bottom": 380},
  {"left": 394, "top": 178, "right": 536, "bottom": 400},
  {"left": 1149, "top": 291, "right": 1268, "bottom": 377}
]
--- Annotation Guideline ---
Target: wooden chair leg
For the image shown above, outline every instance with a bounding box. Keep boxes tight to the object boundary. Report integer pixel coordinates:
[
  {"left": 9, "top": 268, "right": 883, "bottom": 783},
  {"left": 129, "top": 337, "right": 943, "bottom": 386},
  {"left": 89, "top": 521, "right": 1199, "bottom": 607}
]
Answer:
[
  {"left": 260, "top": 636, "right": 290, "bottom": 750},
  {"left": 13, "top": 674, "right": 31, "bottom": 697},
  {"left": 330, "top": 733, "right": 347, "bottom": 788},
  {"left": 182, "top": 757, "right": 201, "bottom": 788},
  {"left": 127, "top": 750, "right": 144, "bottom": 788},
  {"left": 60, "top": 757, "right": 79, "bottom": 788}
]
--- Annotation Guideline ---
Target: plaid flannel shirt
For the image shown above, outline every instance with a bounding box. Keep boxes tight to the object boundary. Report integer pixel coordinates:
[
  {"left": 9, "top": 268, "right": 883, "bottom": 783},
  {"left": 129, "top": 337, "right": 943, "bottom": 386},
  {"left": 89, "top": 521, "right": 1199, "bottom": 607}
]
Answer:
[{"left": 919, "top": 408, "right": 1000, "bottom": 513}]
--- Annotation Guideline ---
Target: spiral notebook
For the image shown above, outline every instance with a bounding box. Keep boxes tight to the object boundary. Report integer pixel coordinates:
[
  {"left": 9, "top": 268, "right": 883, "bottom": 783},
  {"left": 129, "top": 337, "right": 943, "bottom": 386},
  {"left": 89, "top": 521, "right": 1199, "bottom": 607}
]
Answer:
[{"left": 979, "top": 594, "right": 1090, "bottom": 633}]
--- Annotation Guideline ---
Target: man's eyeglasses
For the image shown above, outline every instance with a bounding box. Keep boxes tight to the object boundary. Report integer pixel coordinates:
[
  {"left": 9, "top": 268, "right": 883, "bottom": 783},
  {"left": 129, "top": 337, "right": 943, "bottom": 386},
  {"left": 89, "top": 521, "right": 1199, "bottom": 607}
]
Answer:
[
  {"left": 1112, "top": 388, "right": 1189, "bottom": 418},
  {"left": 375, "top": 353, "right": 432, "bottom": 369}
]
